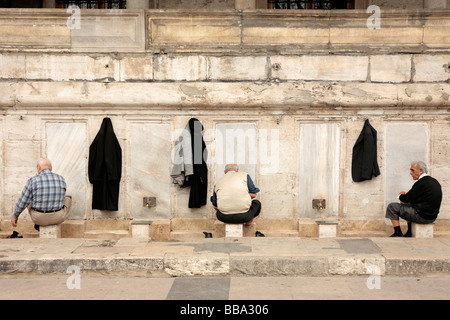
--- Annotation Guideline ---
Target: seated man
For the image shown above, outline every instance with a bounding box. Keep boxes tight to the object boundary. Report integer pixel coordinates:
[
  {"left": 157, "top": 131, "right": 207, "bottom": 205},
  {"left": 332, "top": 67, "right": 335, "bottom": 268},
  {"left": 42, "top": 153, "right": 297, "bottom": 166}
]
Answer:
[
  {"left": 386, "top": 161, "right": 442, "bottom": 237},
  {"left": 11, "top": 158, "right": 72, "bottom": 231},
  {"left": 211, "top": 164, "right": 261, "bottom": 226}
]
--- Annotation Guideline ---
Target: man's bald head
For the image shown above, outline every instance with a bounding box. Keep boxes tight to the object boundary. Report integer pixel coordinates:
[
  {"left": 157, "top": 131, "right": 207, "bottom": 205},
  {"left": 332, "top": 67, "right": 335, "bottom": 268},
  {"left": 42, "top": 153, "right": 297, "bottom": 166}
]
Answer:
[
  {"left": 224, "top": 164, "right": 239, "bottom": 173},
  {"left": 37, "top": 158, "right": 52, "bottom": 173}
]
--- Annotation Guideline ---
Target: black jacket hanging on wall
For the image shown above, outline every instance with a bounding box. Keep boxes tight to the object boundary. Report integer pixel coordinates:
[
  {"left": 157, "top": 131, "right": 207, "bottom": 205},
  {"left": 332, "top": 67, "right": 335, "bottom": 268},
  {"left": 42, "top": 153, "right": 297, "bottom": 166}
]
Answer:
[
  {"left": 352, "top": 119, "right": 380, "bottom": 182},
  {"left": 88, "top": 117, "right": 122, "bottom": 211},
  {"left": 171, "top": 118, "right": 208, "bottom": 208},
  {"left": 188, "top": 118, "right": 208, "bottom": 208}
]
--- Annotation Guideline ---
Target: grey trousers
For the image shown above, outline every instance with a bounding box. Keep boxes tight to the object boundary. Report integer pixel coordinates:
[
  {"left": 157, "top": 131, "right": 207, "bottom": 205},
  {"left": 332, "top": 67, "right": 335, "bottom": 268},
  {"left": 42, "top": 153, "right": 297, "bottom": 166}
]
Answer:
[{"left": 385, "top": 202, "right": 435, "bottom": 224}]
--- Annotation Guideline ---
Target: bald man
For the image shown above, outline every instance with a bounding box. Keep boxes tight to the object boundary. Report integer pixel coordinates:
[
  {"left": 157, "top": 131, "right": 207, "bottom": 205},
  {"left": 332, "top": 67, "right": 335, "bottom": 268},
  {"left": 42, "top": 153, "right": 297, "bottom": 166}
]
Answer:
[
  {"left": 211, "top": 164, "right": 261, "bottom": 226},
  {"left": 11, "top": 158, "right": 71, "bottom": 230}
]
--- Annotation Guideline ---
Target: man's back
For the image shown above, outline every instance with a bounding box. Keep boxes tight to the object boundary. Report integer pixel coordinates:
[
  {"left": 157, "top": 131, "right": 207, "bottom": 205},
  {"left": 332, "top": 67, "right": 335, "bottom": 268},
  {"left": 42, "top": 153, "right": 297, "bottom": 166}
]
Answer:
[
  {"left": 400, "top": 175, "right": 442, "bottom": 219},
  {"left": 14, "top": 168, "right": 67, "bottom": 217},
  {"left": 215, "top": 171, "right": 251, "bottom": 214},
  {"left": 28, "top": 169, "right": 67, "bottom": 210}
]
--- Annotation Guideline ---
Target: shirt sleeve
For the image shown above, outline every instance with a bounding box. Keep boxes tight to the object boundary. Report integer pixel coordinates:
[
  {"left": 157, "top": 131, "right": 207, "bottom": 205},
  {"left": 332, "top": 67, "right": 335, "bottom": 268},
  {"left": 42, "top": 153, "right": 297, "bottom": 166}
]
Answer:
[
  {"left": 210, "top": 186, "right": 217, "bottom": 207},
  {"left": 13, "top": 180, "right": 33, "bottom": 219},
  {"left": 247, "top": 175, "right": 260, "bottom": 193}
]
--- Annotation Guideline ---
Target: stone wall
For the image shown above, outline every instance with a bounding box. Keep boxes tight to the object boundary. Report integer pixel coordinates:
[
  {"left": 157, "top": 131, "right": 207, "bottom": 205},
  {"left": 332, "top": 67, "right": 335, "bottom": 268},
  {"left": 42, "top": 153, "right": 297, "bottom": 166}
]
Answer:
[
  {"left": 152, "top": 0, "right": 450, "bottom": 10},
  {"left": 156, "top": 0, "right": 235, "bottom": 9},
  {"left": 0, "top": 9, "right": 449, "bottom": 237},
  {"left": 1, "top": 52, "right": 449, "bottom": 221}
]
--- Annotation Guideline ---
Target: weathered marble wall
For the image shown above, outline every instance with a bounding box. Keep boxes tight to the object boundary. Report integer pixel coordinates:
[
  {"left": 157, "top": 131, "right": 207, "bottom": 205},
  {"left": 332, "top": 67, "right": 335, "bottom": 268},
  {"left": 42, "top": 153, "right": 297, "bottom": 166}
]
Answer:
[
  {"left": 298, "top": 123, "right": 340, "bottom": 218},
  {"left": 215, "top": 123, "right": 257, "bottom": 181},
  {"left": 385, "top": 123, "right": 429, "bottom": 206},
  {"left": 0, "top": 9, "right": 449, "bottom": 234},
  {"left": 46, "top": 122, "right": 87, "bottom": 220},
  {"left": 2, "top": 110, "right": 448, "bottom": 222},
  {"left": 129, "top": 121, "right": 171, "bottom": 220}
]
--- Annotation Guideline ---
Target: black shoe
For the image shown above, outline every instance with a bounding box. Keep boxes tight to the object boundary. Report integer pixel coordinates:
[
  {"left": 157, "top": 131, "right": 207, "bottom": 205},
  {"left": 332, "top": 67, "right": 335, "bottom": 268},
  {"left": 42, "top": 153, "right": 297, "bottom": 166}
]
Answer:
[
  {"left": 7, "top": 231, "right": 22, "bottom": 238},
  {"left": 34, "top": 224, "right": 40, "bottom": 232},
  {"left": 390, "top": 232, "right": 403, "bottom": 237},
  {"left": 255, "top": 231, "right": 265, "bottom": 237},
  {"left": 403, "top": 232, "right": 412, "bottom": 237},
  {"left": 203, "top": 232, "right": 212, "bottom": 238}
]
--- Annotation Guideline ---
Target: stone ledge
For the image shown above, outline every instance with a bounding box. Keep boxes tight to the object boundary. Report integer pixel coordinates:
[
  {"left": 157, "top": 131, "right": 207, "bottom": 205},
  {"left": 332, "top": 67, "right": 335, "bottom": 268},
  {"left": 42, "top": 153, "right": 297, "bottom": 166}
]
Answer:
[
  {"left": 0, "top": 9, "right": 450, "bottom": 54},
  {"left": 39, "top": 225, "right": 61, "bottom": 238},
  {"left": 1, "top": 253, "right": 449, "bottom": 277},
  {"left": 385, "top": 258, "right": 450, "bottom": 276},
  {"left": 225, "top": 224, "right": 243, "bottom": 237},
  {"left": 1, "top": 81, "right": 448, "bottom": 109},
  {"left": 317, "top": 221, "right": 339, "bottom": 238},
  {"left": 1, "top": 237, "right": 450, "bottom": 277},
  {"left": 412, "top": 222, "right": 434, "bottom": 238},
  {"left": 230, "top": 256, "right": 329, "bottom": 276},
  {"left": 131, "top": 220, "right": 152, "bottom": 239},
  {"left": 164, "top": 253, "right": 230, "bottom": 277},
  {"left": 6, "top": 53, "right": 448, "bottom": 83},
  {"left": 130, "top": 220, "right": 153, "bottom": 225}
]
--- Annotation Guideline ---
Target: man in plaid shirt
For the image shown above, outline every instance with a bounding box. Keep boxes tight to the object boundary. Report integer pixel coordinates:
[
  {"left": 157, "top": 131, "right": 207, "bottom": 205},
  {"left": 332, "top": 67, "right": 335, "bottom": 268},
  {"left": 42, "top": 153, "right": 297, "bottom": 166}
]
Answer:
[{"left": 11, "top": 158, "right": 71, "bottom": 231}]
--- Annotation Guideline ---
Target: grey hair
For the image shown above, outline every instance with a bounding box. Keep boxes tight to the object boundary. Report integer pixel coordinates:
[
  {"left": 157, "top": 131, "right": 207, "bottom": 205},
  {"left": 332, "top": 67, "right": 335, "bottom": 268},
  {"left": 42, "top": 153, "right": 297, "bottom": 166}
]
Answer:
[
  {"left": 224, "top": 164, "right": 239, "bottom": 173},
  {"left": 412, "top": 161, "right": 428, "bottom": 173}
]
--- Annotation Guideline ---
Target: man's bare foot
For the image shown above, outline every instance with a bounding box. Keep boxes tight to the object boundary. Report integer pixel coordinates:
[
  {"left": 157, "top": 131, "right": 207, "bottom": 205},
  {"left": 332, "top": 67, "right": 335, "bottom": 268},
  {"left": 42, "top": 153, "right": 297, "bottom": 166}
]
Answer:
[{"left": 244, "top": 217, "right": 256, "bottom": 226}]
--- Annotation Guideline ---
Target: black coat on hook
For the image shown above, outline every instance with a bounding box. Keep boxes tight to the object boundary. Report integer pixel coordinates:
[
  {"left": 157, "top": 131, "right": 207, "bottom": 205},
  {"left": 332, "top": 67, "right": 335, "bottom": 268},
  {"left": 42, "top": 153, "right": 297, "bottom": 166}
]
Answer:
[
  {"left": 88, "top": 117, "right": 122, "bottom": 211},
  {"left": 186, "top": 118, "right": 208, "bottom": 208},
  {"left": 352, "top": 119, "right": 380, "bottom": 182}
]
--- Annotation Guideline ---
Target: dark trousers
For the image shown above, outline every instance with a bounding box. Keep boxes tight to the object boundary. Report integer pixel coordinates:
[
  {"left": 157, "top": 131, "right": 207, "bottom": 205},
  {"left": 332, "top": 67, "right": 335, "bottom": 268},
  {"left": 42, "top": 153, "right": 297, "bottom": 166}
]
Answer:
[
  {"left": 385, "top": 202, "right": 435, "bottom": 224},
  {"left": 216, "top": 199, "right": 261, "bottom": 224}
]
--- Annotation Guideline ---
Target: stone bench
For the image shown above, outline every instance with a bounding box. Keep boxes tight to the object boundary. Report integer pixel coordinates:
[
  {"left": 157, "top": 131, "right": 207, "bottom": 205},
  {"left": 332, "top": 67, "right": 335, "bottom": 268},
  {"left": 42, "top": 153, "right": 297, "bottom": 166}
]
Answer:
[
  {"left": 411, "top": 222, "right": 434, "bottom": 238},
  {"left": 131, "top": 220, "right": 152, "bottom": 239},
  {"left": 225, "top": 224, "right": 243, "bottom": 237},
  {"left": 316, "top": 221, "right": 338, "bottom": 238},
  {"left": 39, "top": 224, "right": 61, "bottom": 238}
]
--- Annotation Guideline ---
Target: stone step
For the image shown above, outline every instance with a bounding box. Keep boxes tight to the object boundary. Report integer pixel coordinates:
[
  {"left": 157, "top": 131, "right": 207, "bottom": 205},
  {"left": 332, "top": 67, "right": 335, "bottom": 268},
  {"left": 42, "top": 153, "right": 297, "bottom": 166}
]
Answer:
[
  {"left": 170, "top": 231, "right": 210, "bottom": 239},
  {"left": 257, "top": 230, "right": 299, "bottom": 237},
  {"left": 171, "top": 218, "right": 215, "bottom": 231},
  {"left": 170, "top": 229, "right": 298, "bottom": 238},
  {"left": 84, "top": 220, "right": 130, "bottom": 231},
  {"left": 0, "top": 231, "right": 39, "bottom": 239},
  {"left": 435, "top": 231, "right": 450, "bottom": 238},
  {"left": 83, "top": 229, "right": 130, "bottom": 239},
  {"left": 340, "top": 230, "right": 389, "bottom": 237}
]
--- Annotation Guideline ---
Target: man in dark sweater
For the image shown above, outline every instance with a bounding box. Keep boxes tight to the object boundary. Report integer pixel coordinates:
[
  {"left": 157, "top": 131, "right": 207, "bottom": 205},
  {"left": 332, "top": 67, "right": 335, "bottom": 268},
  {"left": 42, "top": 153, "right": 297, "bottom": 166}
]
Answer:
[{"left": 386, "top": 161, "right": 442, "bottom": 237}]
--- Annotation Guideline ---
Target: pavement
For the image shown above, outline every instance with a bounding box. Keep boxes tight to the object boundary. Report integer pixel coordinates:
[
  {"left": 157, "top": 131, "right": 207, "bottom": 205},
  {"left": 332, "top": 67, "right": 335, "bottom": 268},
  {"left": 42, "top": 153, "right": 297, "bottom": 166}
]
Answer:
[
  {"left": 1, "top": 236, "right": 450, "bottom": 278},
  {"left": 2, "top": 275, "right": 450, "bottom": 300}
]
